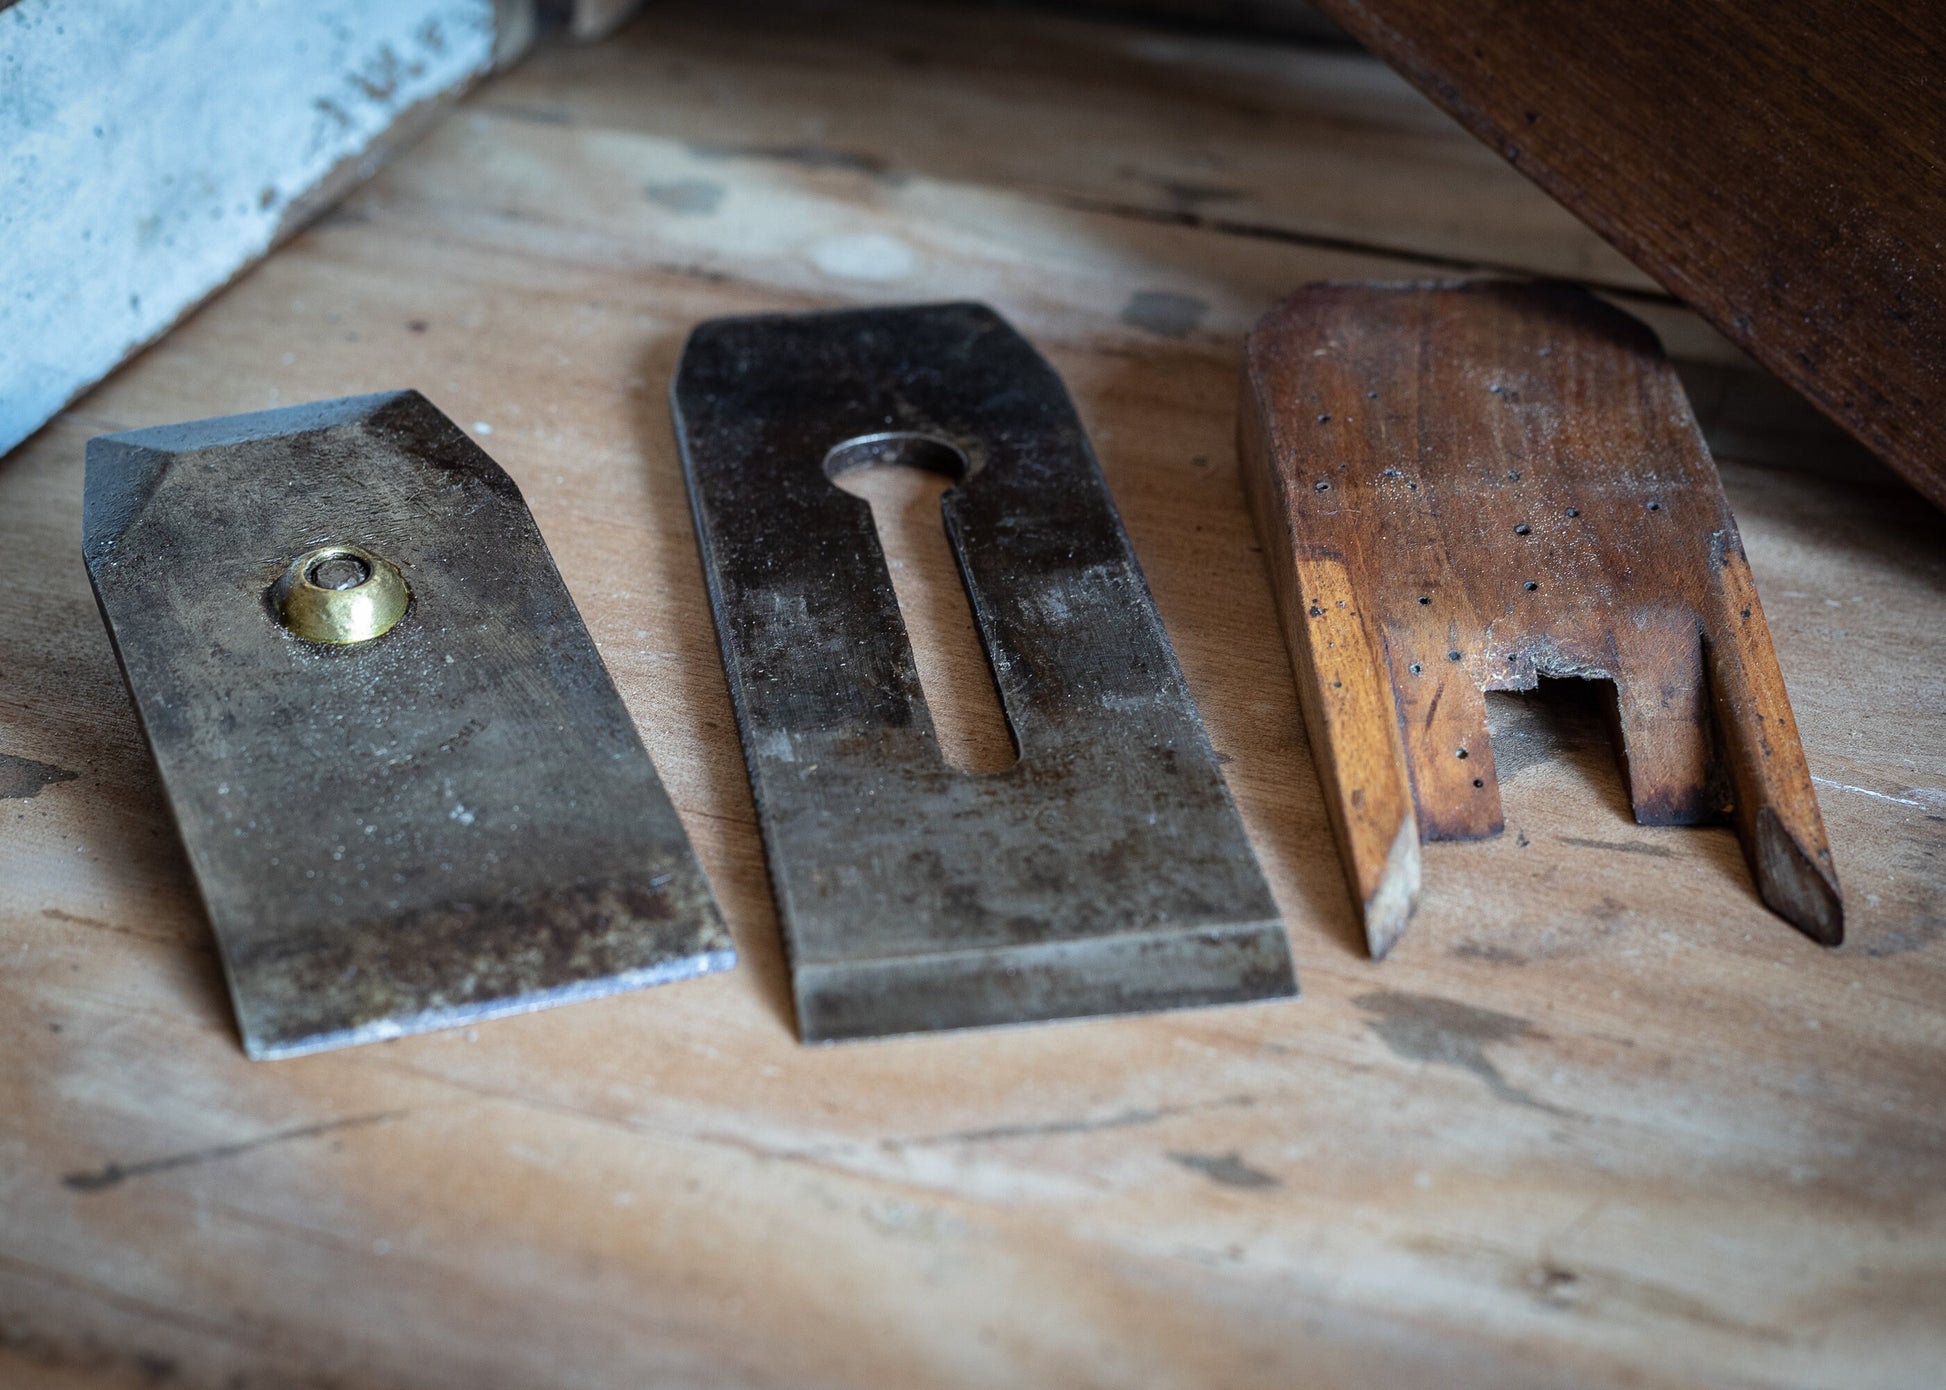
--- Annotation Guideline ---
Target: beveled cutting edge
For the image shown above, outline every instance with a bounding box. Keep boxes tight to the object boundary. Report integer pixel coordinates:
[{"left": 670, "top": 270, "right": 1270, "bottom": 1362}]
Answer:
[
  {"left": 84, "top": 391, "right": 734, "bottom": 1058},
  {"left": 674, "top": 302, "right": 1295, "bottom": 1042}
]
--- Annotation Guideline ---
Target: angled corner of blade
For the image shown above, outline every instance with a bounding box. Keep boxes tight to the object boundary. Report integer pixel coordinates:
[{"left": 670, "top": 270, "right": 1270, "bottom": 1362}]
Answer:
[
  {"left": 84, "top": 390, "right": 733, "bottom": 1058},
  {"left": 672, "top": 302, "right": 1295, "bottom": 1042}
]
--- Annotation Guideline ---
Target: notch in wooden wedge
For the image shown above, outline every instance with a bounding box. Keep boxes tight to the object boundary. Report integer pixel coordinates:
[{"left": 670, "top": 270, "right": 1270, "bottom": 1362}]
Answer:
[{"left": 1240, "top": 279, "right": 1842, "bottom": 957}]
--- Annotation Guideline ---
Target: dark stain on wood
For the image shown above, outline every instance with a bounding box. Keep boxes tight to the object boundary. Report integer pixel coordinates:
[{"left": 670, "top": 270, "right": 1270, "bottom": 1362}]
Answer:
[
  {"left": 1559, "top": 836, "right": 1679, "bottom": 860},
  {"left": 1354, "top": 989, "right": 1569, "bottom": 1114},
  {"left": 0, "top": 754, "right": 79, "bottom": 800},
  {"left": 645, "top": 176, "right": 726, "bottom": 214},
  {"left": 687, "top": 140, "right": 904, "bottom": 184},
  {"left": 1120, "top": 289, "right": 1210, "bottom": 338},
  {"left": 1168, "top": 1150, "right": 1281, "bottom": 1189}
]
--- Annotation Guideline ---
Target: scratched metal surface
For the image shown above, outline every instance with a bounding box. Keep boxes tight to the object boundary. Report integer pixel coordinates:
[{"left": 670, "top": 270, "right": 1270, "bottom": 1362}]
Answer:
[
  {"left": 83, "top": 391, "right": 733, "bottom": 1058},
  {"left": 674, "top": 303, "right": 1295, "bottom": 1040}
]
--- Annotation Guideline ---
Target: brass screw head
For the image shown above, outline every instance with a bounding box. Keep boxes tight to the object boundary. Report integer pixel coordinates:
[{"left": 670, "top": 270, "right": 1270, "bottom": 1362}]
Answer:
[{"left": 272, "top": 544, "right": 409, "bottom": 644}]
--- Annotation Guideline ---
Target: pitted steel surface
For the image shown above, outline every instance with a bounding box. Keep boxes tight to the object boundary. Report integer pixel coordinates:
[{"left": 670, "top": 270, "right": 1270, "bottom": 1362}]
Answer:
[
  {"left": 85, "top": 391, "right": 733, "bottom": 1058},
  {"left": 674, "top": 303, "right": 1295, "bottom": 1040}
]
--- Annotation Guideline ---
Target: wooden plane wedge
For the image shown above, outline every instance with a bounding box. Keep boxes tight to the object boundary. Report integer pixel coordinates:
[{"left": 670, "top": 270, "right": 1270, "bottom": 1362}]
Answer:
[{"left": 1239, "top": 279, "right": 1842, "bottom": 958}]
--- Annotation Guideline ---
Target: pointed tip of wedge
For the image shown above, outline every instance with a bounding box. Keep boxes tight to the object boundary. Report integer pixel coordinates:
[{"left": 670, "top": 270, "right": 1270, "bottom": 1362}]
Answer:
[
  {"left": 1752, "top": 807, "right": 1844, "bottom": 946},
  {"left": 1362, "top": 815, "right": 1422, "bottom": 960}
]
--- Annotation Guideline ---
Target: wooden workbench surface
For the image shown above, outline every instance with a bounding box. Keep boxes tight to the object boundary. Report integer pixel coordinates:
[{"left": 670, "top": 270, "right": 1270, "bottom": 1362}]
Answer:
[{"left": 3, "top": 3, "right": 1941, "bottom": 1385}]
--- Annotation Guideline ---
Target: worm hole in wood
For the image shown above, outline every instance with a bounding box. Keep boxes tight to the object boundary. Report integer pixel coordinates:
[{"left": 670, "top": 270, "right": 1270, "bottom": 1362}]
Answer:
[{"left": 826, "top": 433, "right": 1017, "bottom": 775}]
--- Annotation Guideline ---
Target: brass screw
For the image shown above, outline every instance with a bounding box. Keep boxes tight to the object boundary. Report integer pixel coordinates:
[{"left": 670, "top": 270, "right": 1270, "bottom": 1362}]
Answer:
[{"left": 272, "top": 543, "right": 409, "bottom": 644}]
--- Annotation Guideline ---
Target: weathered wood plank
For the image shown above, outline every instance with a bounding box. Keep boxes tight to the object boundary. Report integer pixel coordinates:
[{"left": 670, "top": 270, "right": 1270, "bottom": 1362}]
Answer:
[
  {"left": 2, "top": 3, "right": 1942, "bottom": 1386},
  {"left": 1312, "top": 0, "right": 1946, "bottom": 508},
  {"left": 511, "top": 0, "right": 1655, "bottom": 288},
  {"left": 471, "top": 0, "right": 1892, "bottom": 480},
  {"left": 0, "top": 0, "right": 528, "bottom": 460}
]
